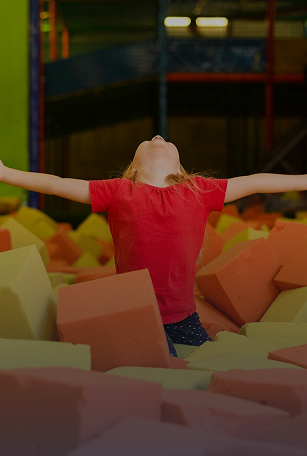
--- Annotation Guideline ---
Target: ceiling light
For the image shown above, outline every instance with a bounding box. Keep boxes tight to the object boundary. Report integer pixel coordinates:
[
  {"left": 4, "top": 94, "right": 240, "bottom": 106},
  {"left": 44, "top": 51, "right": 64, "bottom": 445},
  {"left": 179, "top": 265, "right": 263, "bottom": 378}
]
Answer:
[
  {"left": 196, "top": 17, "right": 228, "bottom": 27},
  {"left": 164, "top": 17, "right": 191, "bottom": 27}
]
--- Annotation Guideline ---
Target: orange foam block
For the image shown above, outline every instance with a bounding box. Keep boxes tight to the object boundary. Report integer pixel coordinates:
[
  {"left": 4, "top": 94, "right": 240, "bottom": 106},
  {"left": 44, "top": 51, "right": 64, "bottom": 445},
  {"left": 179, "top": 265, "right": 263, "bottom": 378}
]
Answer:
[
  {"left": 267, "top": 221, "right": 307, "bottom": 265},
  {"left": 208, "top": 368, "right": 307, "bottom": 416},
  {"left": 207, "top": 203, "right": 240, "bottom": 228},
  {"left": 268, "top": 344, "right": 307, "bottom": 369},
  {"left": 195, "top": 296, "right": 239, "bottom": 334},
  {"left": 0, "top": 367, "right": 161, "bottom": 456},
  {"left": 75, "top": 265, "right": 116, "bottom": 283},
  {"left": 161, "top": 389, "right": 289, "bottom": 437},
  {"left": 274, "top": 244, "right": 307, "bottom": 290},
  {"left": 220, "top": 221, "right": 255, "bottom": 242},
  {"left": 0, "top": 227, "right": 11, "bottom": 252},
  {"left": 57, "top": 269, "right": 171, "bottom": 371},
  {"left": 197, "top": 223, "right": 224, "bottom": 271},
  {"left": 47, "top": 230, "right": 82, "bottom": 264},
  {"left": 246, "top": 412, "right": 307, "bottom": 449},
  {"left": 196, "top": 238, "right": 281, "bottom": 326},
  {"left": 65, "top": 416, "right": 305, "bottom": 456}
]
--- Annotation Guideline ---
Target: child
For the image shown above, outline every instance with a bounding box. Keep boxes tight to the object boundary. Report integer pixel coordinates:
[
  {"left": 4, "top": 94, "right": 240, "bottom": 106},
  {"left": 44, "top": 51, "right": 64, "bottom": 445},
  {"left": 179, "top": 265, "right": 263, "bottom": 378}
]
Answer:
[{"left": 1, "top": 135, "right": 307, "bottom": 356}]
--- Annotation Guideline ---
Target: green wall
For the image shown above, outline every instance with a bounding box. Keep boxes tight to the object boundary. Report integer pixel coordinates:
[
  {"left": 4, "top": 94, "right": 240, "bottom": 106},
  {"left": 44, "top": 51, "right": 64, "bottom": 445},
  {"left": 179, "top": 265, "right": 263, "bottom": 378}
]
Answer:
[{"left": 0, "top": 2, "right": 29, "bottom": 201}]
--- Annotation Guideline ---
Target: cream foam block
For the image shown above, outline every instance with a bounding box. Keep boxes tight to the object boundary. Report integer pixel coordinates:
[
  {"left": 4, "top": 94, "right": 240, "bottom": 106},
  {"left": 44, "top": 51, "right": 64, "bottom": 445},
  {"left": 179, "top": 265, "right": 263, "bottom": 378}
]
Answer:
[
  {"left": 0, "top": 338, "right": 91, "bottom": 370},
  {"left": 64, "top": 416, "right": 306, "bottom": 456},
  {"left": 161, "top": 389, "right": 289, "bottom": 437},
  {"left": 187, "top": 352, "right": 300, "bottom": 373},
  {"left": 185, "top": 331, "right": 277, "bottom": 363},
  {"left": 1, "top": 217, "right": 50, "bottom": 266},
  {"left": 173, "top": 343, "right": 198, "bottom": 359},
  {"left": 77, "top": 213, "right": 112, "bottom": 243},
  {"left": 260, "top": 287, "right": 307, "bottom": 323},
  {"left": 268, "top": 344, "right": 307, "bottom": 369},
  {"left": 14, "top": 206, "right": 57, "bottom": 240},
  {"left": 57, "top": 269, "right": 171, "bottom": 371},
  {"left": 196, "top": 238, "right": 281, "bottom": 326},
  {"left": 239, "top": 322, "right": 307, "bottom": 349},
  {"left": 246, "top": 412, "right": 307, "bottom": 449},
  {"left": 0, "top": 245, "right": 56, "bottom": 340},
  {"left": 0, "top": 367, "right": 162, "bottom": 456},
  {"left": 208, "top": 368, "right": 307, "bottom": 415},
  {"left": 106, "top": 366, "right": 213, "bottom": 390}
]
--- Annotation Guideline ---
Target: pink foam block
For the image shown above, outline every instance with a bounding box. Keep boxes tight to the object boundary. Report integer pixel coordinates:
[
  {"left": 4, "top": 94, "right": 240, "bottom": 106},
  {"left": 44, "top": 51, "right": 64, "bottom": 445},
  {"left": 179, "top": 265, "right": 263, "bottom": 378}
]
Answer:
[
  {"left": 196, "top": 238, "right": 281, "bottom": 326},
  {"left": 268, "top": 344, "right": 307, "bottom": 369},
  {"left": 267, "top": 221, "right": 307, "bottom": 265},
  {"left": 195, "top": 295, "right": 240, "bottom": 333},
  {"left": 57, "top": 269, "right": 171, "bottom": 371},
  {"left": 208, "top": 368, "right": 307, "bottom": 416},
  {"left": 0, "top": 367, "right": 162, "bottom": 456},
  {"left": 161, "top": 389, "right": 289, "bottom": 437},
  {"left": 246, "top": 412, "right": 307, "bottom": 449},
  {"left": 75, "top": 265, "right": 116, "bottom": 283},
  {"left": 64, "top": 416, "right": 306, "bottom": 456}
]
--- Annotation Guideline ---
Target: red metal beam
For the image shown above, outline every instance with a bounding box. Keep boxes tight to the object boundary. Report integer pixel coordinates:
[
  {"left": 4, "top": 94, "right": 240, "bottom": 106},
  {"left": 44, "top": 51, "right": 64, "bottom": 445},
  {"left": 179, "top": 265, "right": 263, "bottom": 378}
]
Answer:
[
  {"left": 166, "top": 73, "right": 304, "bottom": 83},
  {"left": 49, "top": 0, "right": 57, "bottom": 61}
]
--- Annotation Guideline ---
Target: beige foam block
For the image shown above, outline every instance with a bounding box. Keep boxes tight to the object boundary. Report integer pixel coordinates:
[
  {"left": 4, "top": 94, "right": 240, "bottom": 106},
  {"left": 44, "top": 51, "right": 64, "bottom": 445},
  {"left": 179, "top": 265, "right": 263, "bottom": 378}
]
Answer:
[
  {"left": 173, "top": 343, "right": 198, "bottom": 359},
  {"left": 214, "top": 214, "right": 243, "bottom": 234},
  {"left": 73, "top": 251, "right": 101, "bottom": 268},
  {"left": 187, "top": 352, "right": 300, "bottom": 373},
  {"left": 246, "top": 412, "right": 307, "bottom": 449},
  {"left": 268, "top": 344, "right": 307, "bottom": 369},
  {"left": 107, "top": 366, "right": 213, "bottom": 390},
  {"left": 64, "top": 416, "right": 306, "bottom": 456},
  {"left": 208, "top": 368, "right": 307, "bottom": 415},
  {"left": 267, "top": 220, "right": 307, "bottom": 265},
  {"left": 185, "top": 331, "right": 277, "bottom": 363},
  {"left": 0, "top": 245, "right": 56, "bottom": 340},
  {"left": 196, "top": 238, "right": 281, "bottom": 326},
  {"left": 239, "top": 322, "right": 307, "bottom": 349},
  {"left": 69, "top": 231, "right": 102, "bottom": 259},
  {"left": 162, "top": 389, "right": 289, "bottom": 437},
  {"left": 0, "top": 367, "right": 162, "bottom": 456},
  {"left": 195, "top": 296, "right": 240, "bottom": 333},
  {"left": 1, "top": 217, "right": 50, "bottom": 266},
  {"left": 57, "top": 269, "right": 171, "bottom": 371},
  {"left": 260, "top": 287, "right": 307, "bottom": 323},
  {"left": 48, "top": 272, "right": 76, "bottom": 287},
  {"left": 0, "top": 338, "right": 90, "bottom": 370},
  {"left": 15, "top": 206, "right": 57, "bottom": 240},
  {"left": 77, "top": 213, "right": 112, "bottom": 243},
  {"left": 274, "top": 247, "right": 307, "bottom": 290},
  {"left": 222, "top": 227, "right": 269, "bottom": 252}
]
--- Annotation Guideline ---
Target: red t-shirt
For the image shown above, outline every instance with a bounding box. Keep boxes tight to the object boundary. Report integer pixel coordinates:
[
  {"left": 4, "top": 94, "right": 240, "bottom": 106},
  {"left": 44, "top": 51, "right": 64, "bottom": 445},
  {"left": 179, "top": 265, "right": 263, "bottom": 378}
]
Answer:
[{"left": 89, "top": 176, "right": 228, "bottom": 324}]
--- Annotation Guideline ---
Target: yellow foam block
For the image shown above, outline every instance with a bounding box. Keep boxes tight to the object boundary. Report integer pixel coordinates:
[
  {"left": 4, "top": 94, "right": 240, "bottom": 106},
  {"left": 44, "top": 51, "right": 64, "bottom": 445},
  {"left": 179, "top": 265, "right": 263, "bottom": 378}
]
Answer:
[
  {"left": 239, "top": 322, "right": 307, "bottom": 349},
  {"left": 214, "top": 214, "right": 243, "bottom": 234},
  {"left": 15, "top": 206, "right": 57, "bottom": 240},
  {"left": 0, "top": 245, "right": 56, "bottom": 340},
  {"left": 185, "top": 331, "right": 277, "bottom": 363},
  {"left": 1, "top": 217, "right": 49, "bottom": 266},
  {"left": 77, "top": 214, "right": 112, "bottom": 243},
  {"left": 106, "top": 367, "right": 213, "bottom": 390},
  {"left": 0, "top": 196, "right": 20, "bottom": 214},
  {"left": 173, "top": 344, "right": 198, "bottom": 360},
  {"left": 187, "top": 352, "right": 301, "bottom": 373},
  {"left": 69, "top": 231, "right": 102, "bottom": 259},
  {"left": 261, "top": 287, "right": 307, "bottom": 323},
  {"left": 105, "top": 256, "right": 115, "bottom": 266},
  {"left": 0, "top": 338, "right": 91, "bottom": 370},
  {"left": 222, "top": 227, "right": 269, "bottom": 252},
  {"left": 0, "top": 215, "right": 11, "bottom": 225},
  {"left": 48, "top": 272, "right": 76, "bottom": 287},
  {"left": 73, "top": 251, "right": 101, "bottom": 268}
]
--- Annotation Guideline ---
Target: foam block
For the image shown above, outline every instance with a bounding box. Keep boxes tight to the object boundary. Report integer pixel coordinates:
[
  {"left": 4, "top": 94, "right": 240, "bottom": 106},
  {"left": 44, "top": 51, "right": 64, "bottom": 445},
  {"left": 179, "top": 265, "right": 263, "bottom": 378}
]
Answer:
[
  {"left": 73, "top": 251, "right": 101, "bottom": 268},
  {"left": 197, "top": 222, "right": 224, "bottom": 270},
  {"left": 260, "top": 287, "right": 307, "bottom": 323},
  {"left": 0, "top": 245, "right": 56, "bottom": 340},
  {"left": 267, "top": 220, "right": 307, "bottom": 265},
  {"left": 57, "top": 269, "right": 171, "bottom": 371},
  {"left": 106, "top": 366, "right": 213, "bottom": 390},
  {"left": 77, "top": 213, "right": 112, "bottom": 243},
  {"left": 75, "top": 265, "right": 116, "bottom": 283},
  {"left": 220, "top": 221, "right": 255, "bottom": 242},
  {"left": 208, "top": 368, "right": 307, "bottom": 415},
  {"left": 239, "top": 322, "right": 307, "bottom": 349},
  {"left": 0, "top": 227, "right": 11, "bottom": 252},
  {"left": 1, "top": 217, "right": 50, "bottom": 266},
  {"left": 246, "top": 412, "right": 307, "bottom": 449},
  {"left": 161, "top": 389, "right": 289, "bottom": 436},
  {"left": 173, "top": 343, "right": 198, "bottom": 359},
  {"left": 97, "top": 238, "right": 115, "bottom": 264},
  {"left": 47, "top": 230, "right": 82, "bottom": 264},
  {"left": 0, "top": 338, "right": 91, "bottom": 370},
  {"left": 214, "top": 214, "right": 243, "bottom": 234},
  {"left": 0, "top": 367, "right": 162, "bottom": 456},
  {"left": 185, "top": 331, "right": 277, "bottom": 363},
  {"left": 222, "top": 227, "right": 269, "bottom": 252},
  {"left": 14, "top": 206, "right": 57, "bottom": 240},
  {"left": 268, "top": 344, "right": 307, "bottom": 369},
  {"left": 195, "top": 296, "right": 239, "bottom": 333},
  {"left": 187, "top": 352, "right": 300, "bottom": 372},
  {"left": 274, "top": 246, "right": 307, "bottom": 290},
  {"left": 64, "top": 416, "right": 306, "bottom": 456},
  {"left": 68, "top": 231, "right": 102, "bottom": 259},
  {"left": 196, "top": 238, "right": 281, "bottom": 326}
]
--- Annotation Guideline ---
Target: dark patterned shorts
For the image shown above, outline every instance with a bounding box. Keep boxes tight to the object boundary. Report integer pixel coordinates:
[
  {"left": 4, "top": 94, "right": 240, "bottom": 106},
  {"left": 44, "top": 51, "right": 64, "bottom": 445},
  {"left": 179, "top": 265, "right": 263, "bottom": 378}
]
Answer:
[{"left": 164, "top": 312, "right": 212, "bottom": 357}]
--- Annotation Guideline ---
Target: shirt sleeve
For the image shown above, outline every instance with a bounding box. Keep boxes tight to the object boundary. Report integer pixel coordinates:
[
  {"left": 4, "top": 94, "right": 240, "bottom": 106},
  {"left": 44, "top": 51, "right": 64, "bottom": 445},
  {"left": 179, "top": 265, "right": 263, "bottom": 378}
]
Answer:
[
  {"left": 196, "top": 177, "right": 228, "bottom": 212},
  {"left": 89, "top": 178, "right": 122, "bottom": 213}
]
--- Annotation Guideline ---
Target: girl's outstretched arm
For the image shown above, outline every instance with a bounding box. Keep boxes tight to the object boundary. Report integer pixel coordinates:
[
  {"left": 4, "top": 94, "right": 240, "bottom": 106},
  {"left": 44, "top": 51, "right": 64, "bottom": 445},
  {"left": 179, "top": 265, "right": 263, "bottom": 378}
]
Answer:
[
  {"left": 0, "top": 161, "right": 91, "bottom": 204},
  {"left": 225, "top": 173, "right": 307, "bottom": 204}
]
